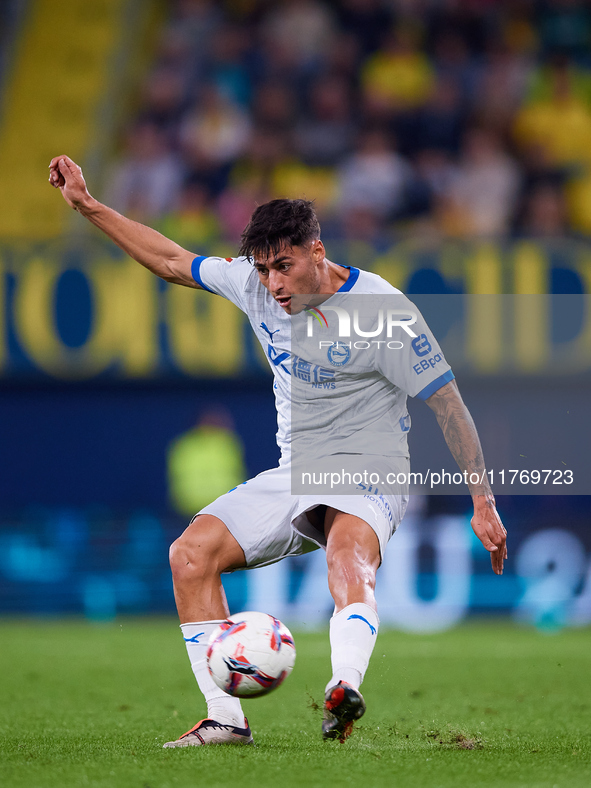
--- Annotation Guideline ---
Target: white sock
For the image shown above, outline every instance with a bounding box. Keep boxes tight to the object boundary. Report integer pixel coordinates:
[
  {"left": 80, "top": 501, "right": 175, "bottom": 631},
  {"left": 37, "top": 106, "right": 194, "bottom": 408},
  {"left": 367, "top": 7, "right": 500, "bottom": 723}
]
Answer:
[
  {"left": 181, "top": 621, "right": 245, "bottom": 728},
  {"left": 326, "top": 603, "right": 379, "bottom": 692}
]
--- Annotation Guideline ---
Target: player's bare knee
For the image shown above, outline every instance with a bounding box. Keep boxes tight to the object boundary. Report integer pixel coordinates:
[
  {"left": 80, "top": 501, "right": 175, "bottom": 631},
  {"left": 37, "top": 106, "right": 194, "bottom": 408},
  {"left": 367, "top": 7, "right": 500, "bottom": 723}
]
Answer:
[
  {"left": 169, "top": 515, "right": 241, "bottom": 583},
  {"left": 169, "top": 530, "right": 216, "bottom": 582},
  {"left": 169, "top": 537, "right": 197, "bottom": 583}
]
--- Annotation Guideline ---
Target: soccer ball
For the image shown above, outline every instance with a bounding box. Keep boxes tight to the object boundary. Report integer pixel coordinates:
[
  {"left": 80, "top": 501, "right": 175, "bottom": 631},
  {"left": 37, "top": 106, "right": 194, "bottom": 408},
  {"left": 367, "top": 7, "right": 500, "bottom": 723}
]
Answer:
[{"left": 206, "top": 611, "right": 296, "bottom": 698}]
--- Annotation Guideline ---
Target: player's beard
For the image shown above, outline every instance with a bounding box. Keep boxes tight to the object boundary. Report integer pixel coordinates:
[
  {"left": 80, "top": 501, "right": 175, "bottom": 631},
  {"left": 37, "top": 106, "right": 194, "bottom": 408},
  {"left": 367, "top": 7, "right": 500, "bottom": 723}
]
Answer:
[{"left": 289, "top": 267, "right": 328, "bottom": 314}]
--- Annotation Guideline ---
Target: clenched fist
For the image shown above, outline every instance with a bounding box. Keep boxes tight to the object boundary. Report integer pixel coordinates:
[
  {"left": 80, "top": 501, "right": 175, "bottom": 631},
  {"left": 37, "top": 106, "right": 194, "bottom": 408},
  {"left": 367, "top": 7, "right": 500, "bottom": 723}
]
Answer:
[{"left": 48, "top": 156, "right": 94, "bottom": 212}]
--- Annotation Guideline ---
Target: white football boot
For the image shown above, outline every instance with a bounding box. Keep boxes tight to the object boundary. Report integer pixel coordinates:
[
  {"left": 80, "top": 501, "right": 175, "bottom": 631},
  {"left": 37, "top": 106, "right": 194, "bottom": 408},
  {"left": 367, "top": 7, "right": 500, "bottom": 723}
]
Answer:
[{"left": 163, "top": 718, "right": 254, "bottom": 747}]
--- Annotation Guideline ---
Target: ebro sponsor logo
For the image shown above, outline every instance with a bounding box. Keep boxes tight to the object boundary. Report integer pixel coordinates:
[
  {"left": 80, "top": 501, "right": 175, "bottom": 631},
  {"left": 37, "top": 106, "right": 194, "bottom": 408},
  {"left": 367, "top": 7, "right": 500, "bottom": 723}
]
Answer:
[
  {"left": 305, "top": 306, "right": 418, "bottom": 340},
  {"left": 413, "top": 352, "right": 443, "bottom": 374},
  {"left": 411, "top": 334, "right": 432, "bottom": 356}
]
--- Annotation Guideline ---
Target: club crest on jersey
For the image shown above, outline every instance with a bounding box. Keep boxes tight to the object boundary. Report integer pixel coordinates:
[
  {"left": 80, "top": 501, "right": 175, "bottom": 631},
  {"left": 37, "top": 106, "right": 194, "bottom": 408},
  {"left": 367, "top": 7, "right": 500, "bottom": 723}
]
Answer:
[{"left": 327, "top": 342, "right": 351, "bottom": 367}]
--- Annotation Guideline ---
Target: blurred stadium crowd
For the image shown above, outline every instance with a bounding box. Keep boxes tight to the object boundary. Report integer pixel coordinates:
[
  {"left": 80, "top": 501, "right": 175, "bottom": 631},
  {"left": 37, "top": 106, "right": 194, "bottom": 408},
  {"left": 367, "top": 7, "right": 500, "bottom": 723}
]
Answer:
[{"left": 104, "top": 0, "right": 591, "bottom": 249}]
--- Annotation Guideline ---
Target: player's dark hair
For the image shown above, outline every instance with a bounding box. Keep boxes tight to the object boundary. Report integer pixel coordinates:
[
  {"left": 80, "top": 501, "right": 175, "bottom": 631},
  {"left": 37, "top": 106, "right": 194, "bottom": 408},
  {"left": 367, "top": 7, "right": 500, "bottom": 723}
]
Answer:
[{"left": 239, "top": 198, "right": 321, "bottom": 261}]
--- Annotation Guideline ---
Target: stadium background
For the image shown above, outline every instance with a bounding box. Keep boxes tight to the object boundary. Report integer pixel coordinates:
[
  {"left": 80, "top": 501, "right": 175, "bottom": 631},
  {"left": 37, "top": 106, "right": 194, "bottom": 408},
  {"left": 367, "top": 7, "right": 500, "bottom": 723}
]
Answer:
[{"left": 0, "top": 0, "right": 590, "bottom": 633}]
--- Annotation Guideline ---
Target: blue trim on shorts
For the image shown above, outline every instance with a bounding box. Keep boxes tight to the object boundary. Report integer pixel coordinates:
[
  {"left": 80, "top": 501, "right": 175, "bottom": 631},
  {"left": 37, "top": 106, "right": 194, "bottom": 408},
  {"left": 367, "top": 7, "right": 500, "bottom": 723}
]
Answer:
[
  {"left": 191, "top": 256, "right": 216, "bottom": 293},
  {"left": 416, "top": 370, "right": 455, "bottom": 400}
]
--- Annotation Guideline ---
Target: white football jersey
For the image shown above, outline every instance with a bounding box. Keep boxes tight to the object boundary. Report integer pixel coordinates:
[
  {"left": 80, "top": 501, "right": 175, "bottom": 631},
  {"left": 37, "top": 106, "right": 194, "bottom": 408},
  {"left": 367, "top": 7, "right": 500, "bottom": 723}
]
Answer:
[{"left": 191, "top": 255, "right": 453, "bottom": 464}]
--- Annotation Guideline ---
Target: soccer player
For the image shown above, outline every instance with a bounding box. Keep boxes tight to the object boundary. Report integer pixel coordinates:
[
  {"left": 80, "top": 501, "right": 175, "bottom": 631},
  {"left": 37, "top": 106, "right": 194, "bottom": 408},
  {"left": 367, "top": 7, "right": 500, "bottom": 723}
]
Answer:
[{"left": 49, "top": 155, "right": 507, "bottom": 746}]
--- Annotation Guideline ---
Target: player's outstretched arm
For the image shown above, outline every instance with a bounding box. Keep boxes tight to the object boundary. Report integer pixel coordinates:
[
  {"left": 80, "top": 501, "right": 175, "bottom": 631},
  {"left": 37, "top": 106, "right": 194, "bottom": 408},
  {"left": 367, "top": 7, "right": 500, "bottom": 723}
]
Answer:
[
  {"left": 48, "top": 155, "right": 199, "bottom": 288},
  {"left": 426, "top": 380, "right": 507, "bottom": 575}
]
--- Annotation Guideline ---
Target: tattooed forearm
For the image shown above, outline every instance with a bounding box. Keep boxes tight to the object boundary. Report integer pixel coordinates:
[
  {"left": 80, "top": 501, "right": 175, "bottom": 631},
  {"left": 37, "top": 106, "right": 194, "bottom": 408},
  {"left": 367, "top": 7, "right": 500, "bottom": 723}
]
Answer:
[{"left": 425, "top": 380, "right": 492, "bottom": 496}]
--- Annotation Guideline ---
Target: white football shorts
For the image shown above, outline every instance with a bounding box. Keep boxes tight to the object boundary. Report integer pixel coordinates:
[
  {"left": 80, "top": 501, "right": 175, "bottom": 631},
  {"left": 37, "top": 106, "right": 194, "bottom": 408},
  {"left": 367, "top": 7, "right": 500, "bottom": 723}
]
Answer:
[{"left": 196, "top": 463, "right": 409, "bottom": 570}]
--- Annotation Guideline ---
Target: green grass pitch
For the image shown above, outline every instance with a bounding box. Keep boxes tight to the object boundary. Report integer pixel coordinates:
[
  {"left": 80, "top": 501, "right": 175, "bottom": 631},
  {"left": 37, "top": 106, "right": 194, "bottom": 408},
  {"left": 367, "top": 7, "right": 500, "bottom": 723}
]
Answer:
[{"left": 1, "top": 619, "right": 590, "bottom": 788}]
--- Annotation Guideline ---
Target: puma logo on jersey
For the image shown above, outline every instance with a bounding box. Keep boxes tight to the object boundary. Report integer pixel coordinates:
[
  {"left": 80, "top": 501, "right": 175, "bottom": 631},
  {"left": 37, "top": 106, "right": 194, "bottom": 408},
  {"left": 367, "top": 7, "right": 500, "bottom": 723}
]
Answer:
[{"left": 261, "top": 323, "right": 280, "bottom": 343}]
